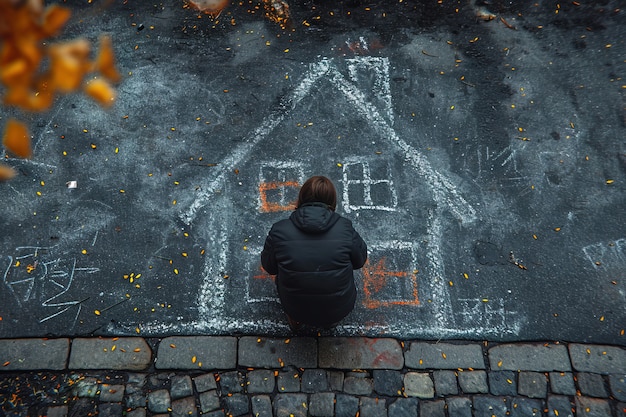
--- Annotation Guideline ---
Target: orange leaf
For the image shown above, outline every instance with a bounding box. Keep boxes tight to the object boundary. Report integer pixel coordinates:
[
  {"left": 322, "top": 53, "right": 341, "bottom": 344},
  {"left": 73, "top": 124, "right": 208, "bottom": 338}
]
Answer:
[
  {"left": 15, "top": 34, "right": 41, "bottom": 67},
  {"left": 0, "top": 58, "right": 29, "bottom": 85},
  {"left": 0, "top": 164, "right": 17, "bottom": 181},
  {"left": 84, "top": 78, "right": 116, "bottom": 107},
  {"left": 41, "top": 4, "right": 72, "bottom": 37},
  {"left": 96, "top": 36, "right": 121, "bottom": 83},
  {"left": 49, "top": 39, "right": 90, "bottom": 92},
  {"left": 3, "top": 119, "right": 31, "bottom": 158}
]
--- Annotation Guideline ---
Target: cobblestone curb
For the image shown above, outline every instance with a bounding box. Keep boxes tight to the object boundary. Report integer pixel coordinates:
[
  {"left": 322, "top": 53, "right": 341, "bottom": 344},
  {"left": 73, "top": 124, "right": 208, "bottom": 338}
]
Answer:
[{"left": 0, "top": 337, "right": 625, "bottom": 416}]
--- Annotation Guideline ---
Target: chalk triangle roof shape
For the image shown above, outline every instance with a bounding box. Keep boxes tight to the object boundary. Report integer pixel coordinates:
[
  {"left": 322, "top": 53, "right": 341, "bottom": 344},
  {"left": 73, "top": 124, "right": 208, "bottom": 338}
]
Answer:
[{"left": 181, "top": 57, "right": 477, "bottom": 226}]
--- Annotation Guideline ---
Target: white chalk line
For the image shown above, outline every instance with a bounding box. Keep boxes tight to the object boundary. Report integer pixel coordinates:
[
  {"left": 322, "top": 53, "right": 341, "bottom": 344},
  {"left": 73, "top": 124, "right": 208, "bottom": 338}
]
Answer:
[
  {"left": 346, "top": 57, "right": 394, "bottom": 125},
  {"left": 197, "top": 207, "right": 229, "bottom": 319},
  {"left": 424, "top": 208, "right": 454, "bottom": 327},
  {"left": 110, "top": 314, "right": 520, "bottom": 337},
  {"left": 341, "top": 159, "right": 398, "bottom": 213}
]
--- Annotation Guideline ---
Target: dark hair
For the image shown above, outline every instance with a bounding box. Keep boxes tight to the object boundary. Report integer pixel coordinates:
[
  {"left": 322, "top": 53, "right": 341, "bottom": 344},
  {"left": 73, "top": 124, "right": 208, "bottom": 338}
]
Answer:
[{"left": 297, "top": 176, "right": 337, "bottom": 211}]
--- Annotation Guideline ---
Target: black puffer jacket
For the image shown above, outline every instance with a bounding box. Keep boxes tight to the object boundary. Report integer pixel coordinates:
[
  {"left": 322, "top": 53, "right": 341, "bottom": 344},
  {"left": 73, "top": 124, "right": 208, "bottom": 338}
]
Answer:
[{"left": 261, "top": 202, "right": 367, "bottom": 326}]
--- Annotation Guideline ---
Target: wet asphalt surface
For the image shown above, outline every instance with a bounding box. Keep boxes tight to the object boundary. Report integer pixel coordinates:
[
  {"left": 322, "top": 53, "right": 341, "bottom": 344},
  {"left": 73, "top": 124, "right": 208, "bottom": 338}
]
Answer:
[{"left": 0, "top": 0, "right": 625, "bottom": 345}]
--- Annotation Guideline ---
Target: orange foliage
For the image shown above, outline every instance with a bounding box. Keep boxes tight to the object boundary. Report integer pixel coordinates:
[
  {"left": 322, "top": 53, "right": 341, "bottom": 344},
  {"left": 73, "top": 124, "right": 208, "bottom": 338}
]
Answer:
[
  {"left": 0, "top": 0, "right": 120, "bottom": 179},
  {"left": 187, "top": 0, "right": 230, "bottom": 16},
  {"left": 84, "top": 78, "right": 116, "bottom": 107},
  {"left": 2, "top": 119, "right": 32, "bottom": 159},
  {"left": 0, "top": 164, "right": 17, "bottom": 181},
  {"left": 96, "top": 35, "right": 121, "bottom": 83}
]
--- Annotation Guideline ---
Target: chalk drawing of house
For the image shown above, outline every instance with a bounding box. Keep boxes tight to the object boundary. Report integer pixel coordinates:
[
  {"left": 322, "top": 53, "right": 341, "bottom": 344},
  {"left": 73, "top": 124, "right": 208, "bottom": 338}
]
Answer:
[{"left": 131, "top": 57, "right": 521, "bottom": 337}]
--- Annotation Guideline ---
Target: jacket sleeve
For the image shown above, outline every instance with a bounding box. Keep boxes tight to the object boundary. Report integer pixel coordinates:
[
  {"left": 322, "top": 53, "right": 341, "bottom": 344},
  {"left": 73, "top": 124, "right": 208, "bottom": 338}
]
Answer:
[
  {"left": 350, "top": 228, "right": 368, "bottom": 270},
  {"left": 260, "top": 232, "right": 278, "bottom": 275}
]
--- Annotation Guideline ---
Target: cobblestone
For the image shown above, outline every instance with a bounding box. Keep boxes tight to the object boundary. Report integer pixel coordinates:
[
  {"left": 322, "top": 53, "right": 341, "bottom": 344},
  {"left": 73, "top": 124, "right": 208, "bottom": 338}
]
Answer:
[
  {"left": 0, "top": 338, "right": 69, "bottom": 371},
  {"left": 609, "top": 374, "right": 626, "bottom": 401},
  {"left": 319, "top": 337, "right": 403, "bottom": 369},
  {"left": 548, "top": 395, "right": 575, "bottom": 417},
  {"left": 170, "top": 375, "right": 193, "bottom": 399},
  {"left": 373, "top": 369, "right": 403, "bottom": 396},
  {"left": 577, "top": 372, "right": 608, "bottom": 398},
  {"left": 359, "top": 396, "right": 387, "bottom": 417},
  {"left": 99, "top": 403, "right": 123, "bottom": 417},
  {"left": 219, "top": 370, "right": 245, "bottom": 394},
  {"left": 335, "top": 394, "right": 359, "bottom": 417},
  {"left": 247, "top": 369, "right": 276, "bottom": 394},
  {"left": 198, "top": 390, "right": 220, "bottom": 413},
  {"left": 575, "top": 396, "right": 613, "bottom": 417},
  {"left": 405, "top": 342, "right": 485, "bottom": 370},
  {"left": 458, "top": 370, "right": 489, "bottom": 394},
  {"left": 0, "top": 337, "right": 624, "bottom": 417},
  {"left": 446, "top": 396, "right": 472, "bottom": 417},
  {"left": 420, "top": 399, "right": 446, "bottom": 417},
  {"left": 510, "top": 397, "right": 543, "bottom": 417},
  {"left": 251, "top": 395, "right": 272, "bottom": 417},
  {"left": 301, "top": 369, "right": 329, "bottom": 393},
  {"left": 328, "top": 370, "right": 344, "bottom": 391},
  {"left": 147, "top": 389, "right": 171, "bottom": 414},
  {"left": 550, "top": 371, "right": 577, "bottom": 395},
  {"left": 273, "top": 393, "right": 308, "bottom": 417},
  {"left": 309, "top": 392, "right": 335, "bottom": 416},
  {"left": 171, "top": 396, "right": 197, "bottom": 417},
  {"left": 156, "top": 336, "right": 236, "bottom": 370},
  {"left": 489, "top": 343, "right": 571, "bottom": 372},
  {"left": 488, "top": 371, "right": 517, "bottom": 396},
  {"left": 240, "top": 337, "right": 317, "bottom": 369},
  {"left": 387, "top": 397, "right": 417, "bottom": 417},
  {"left": 569, "top": 344, "right": 626, "bottom": 374},
  {"left": 518, "top": 371, "right": 548, "bottom": 398},
  {"left": 473, "top": 395, "right": 508, "bottom": 416},
  {"left": 193, "top": 373, "right": 217, "bottom": 393},
  {"left": 100, "top": 384, "right": 125, "bottom": 402},
  {"left": 343, "top": 374, "right": 373, "bottom": 395},
  {"left": 277, "top": 367, "right": 301, "bottom": 392},
  {"left": 69, "top": 338, "right": 152, "bottom": 371},
  {"left": 403, "top": 371, "right": 434, "bottom": 398},
  {"left": 432, "top": 370, "right": 457, "bottom": 397},
  {"left": 223, "top": 393, "right": 249, "bottom": 416}
]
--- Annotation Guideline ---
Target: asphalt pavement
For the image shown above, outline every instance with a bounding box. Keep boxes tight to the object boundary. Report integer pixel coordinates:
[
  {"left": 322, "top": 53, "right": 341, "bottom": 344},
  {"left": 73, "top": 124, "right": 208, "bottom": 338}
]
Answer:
[{"left": 0, "top": 0, "right": 625, "bottom": 349}]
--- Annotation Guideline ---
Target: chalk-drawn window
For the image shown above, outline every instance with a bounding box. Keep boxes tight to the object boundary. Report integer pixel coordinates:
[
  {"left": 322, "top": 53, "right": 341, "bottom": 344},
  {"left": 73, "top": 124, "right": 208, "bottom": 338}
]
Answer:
[
  {"left": 342, "top": 159, "right": 397, "bottom": 213},
  {"left": 258, "top": 162, "right": 305, "bottom": 213},
  {"left": 360, "top": 241, "right": 418, "bottom": 309}
]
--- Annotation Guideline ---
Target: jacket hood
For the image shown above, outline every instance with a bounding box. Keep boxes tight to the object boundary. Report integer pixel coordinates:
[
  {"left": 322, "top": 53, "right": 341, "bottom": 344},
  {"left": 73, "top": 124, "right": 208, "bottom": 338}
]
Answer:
[{"left": 290, "top": 202, "right": 340, "bottom": 233}]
